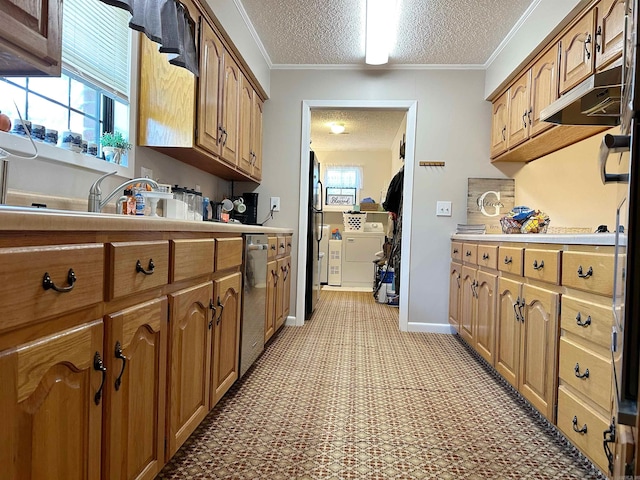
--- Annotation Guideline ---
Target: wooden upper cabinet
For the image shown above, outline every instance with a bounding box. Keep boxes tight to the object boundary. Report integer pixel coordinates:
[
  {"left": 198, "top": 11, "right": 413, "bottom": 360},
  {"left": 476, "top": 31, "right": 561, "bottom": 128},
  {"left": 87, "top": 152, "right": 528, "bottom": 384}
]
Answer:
[
  {"left": 238, "top": 75, "right": 264, "bottom": 181},
  {"left": 529, "top": 45, "right": 558, "bottom": 137},
  {"left": 507, "top": 70, "right": 531, "bottom": 149},
  {"left": 490, "top": 91, "right": 509, "bottom": 158},
  {"left": 197, "top": 19, "right": 224, "bottom": 156},
  {"left": 594, "top": 0, "right": 626, "bottom": 70},
  {"left": 220, "top": 51, "right": 241, "bottom": 166},
  {"left": 252, "top": 94, "right": 264, "bottom": 181},
  {"left": 559, "top": 9, "right": 596, "bottom": 95},
  {"left": 0, "top": 0, "right": 62, "bottom": 76}
]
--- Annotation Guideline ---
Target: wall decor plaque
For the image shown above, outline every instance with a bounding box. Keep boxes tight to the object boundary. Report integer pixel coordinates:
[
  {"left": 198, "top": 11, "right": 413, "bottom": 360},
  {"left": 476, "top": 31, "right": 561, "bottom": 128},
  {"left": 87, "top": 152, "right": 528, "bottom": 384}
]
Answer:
[{"left": 467, "top": 178, "right": 515, "bottom": 234}]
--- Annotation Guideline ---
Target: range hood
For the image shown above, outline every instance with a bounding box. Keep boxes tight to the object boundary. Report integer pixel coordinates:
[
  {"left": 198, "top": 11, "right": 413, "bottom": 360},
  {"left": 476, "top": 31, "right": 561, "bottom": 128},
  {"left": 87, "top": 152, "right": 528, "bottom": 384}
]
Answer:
[{"left": 540, "top": 65, "right": 622, "bottom": 126}]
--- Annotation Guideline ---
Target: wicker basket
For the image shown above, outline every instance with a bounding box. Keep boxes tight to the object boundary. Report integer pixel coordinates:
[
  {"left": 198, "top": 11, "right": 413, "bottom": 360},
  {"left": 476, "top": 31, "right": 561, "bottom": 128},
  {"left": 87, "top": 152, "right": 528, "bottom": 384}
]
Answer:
[
  {"left": 343, "top": 212, "right": 367, "bottom": 231},
  {"left": 359, "top": 202, "right": 380, "bottom": 211},
  {"left": 500, "top": 216, "right": 550, "bottom": 234}
]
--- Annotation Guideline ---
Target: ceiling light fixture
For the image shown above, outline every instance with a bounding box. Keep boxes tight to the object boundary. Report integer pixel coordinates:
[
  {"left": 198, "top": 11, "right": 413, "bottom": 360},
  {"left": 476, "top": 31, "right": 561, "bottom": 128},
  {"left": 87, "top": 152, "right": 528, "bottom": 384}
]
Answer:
[
  {"left": 330, "top": 123, "right": 346, "bottom": 134},
  {"left": 365, "top": 0, "right": 397, "bottom": 65}
]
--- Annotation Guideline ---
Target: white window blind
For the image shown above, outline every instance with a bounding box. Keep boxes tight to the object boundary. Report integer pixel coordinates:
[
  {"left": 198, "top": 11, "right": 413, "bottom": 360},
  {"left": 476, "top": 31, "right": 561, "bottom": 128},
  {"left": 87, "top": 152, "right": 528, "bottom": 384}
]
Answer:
[
  {"left": 324, "top": 165, "right": 363, "bottom": 189},
  {"left": 62, "top": 0, "right": 131, "bottom": 99}
]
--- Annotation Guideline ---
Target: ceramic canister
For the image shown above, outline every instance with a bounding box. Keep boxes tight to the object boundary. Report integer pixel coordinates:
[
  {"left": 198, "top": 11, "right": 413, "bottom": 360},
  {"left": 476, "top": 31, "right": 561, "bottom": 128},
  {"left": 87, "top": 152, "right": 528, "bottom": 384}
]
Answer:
[
  {"left": 30, "top": 124, "right": 45, "bottom": 141},
  {"left": 44, "top": 129, "right": 58, "bottom": 145},
  {"left": 61, "top": 131, "right": 82, "bottom": 152}
]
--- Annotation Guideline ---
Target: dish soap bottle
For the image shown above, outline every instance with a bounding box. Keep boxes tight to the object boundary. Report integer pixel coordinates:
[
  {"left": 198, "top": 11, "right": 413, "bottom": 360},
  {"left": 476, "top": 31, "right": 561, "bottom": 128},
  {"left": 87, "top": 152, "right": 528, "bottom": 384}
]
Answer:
[{"left": 134, "top": 187, "right": 145, "bottom": 216}]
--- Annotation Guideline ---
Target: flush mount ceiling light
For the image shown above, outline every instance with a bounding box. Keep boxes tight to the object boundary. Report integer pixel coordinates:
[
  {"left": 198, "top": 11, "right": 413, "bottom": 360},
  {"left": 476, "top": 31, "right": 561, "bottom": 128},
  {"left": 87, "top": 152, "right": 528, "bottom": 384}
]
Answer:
[
  {"left": 330, "top": 123, "right": 346, "bottom": 134},
  {"left": 365, "top": 0, "right": 399, "bottom": 65}
]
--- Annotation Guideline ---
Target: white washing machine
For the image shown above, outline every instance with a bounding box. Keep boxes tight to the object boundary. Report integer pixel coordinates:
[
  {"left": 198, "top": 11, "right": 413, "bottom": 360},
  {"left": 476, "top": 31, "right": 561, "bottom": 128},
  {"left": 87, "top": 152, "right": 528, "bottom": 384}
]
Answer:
[{"left": 341, "top": 225, "right": 385, "bottom": 288}]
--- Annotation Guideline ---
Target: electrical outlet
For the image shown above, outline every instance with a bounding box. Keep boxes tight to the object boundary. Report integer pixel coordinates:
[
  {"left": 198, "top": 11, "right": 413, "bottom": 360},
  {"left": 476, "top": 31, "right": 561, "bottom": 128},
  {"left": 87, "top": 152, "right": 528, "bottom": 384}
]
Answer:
[
  {"left": 270, "top": 196, "right": 280, "bottom": 212},
  {"left": 140, "top": 166, "right": 153, "bottom": 179},
  {"left": 436, "top": 201, "right": 452, "bottom": 217}
]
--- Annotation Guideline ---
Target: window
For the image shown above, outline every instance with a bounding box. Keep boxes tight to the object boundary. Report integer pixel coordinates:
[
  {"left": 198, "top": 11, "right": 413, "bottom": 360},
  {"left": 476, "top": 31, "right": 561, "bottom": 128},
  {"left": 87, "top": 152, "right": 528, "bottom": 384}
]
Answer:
[
  {"left": 0, "top": 0, "right": 131, "bottom": 165},
  {"left": 324, "top": 165, "right": 363, "bottom": 206}
]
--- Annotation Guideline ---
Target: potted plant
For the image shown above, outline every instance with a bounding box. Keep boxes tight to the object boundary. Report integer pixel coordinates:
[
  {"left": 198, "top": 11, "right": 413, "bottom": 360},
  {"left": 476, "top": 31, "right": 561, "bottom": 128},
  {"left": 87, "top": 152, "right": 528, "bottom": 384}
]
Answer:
[{"left": 100, "top": 131, "right": 132, "bottom": 164}]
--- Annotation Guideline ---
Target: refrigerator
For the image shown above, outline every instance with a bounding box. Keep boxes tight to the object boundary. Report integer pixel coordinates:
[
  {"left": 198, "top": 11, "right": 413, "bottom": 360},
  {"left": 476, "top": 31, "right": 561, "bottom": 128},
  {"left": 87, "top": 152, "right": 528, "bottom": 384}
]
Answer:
[{"left": 305, "top": 150, "right": 323, "bottom": 319}]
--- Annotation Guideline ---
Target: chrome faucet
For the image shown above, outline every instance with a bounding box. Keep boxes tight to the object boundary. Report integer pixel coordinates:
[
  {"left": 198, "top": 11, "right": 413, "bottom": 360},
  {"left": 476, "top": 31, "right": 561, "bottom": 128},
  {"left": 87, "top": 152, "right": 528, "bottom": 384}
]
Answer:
[{"left": 88, "top": 171, "right": 159, "bottom": 213}]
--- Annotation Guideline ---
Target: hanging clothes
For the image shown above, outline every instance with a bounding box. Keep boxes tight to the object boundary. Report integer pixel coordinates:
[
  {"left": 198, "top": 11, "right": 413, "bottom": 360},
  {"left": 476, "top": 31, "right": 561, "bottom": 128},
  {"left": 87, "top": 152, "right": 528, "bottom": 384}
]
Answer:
[{"left": 383, "top": 166, "right": 404, "bottom": 296}]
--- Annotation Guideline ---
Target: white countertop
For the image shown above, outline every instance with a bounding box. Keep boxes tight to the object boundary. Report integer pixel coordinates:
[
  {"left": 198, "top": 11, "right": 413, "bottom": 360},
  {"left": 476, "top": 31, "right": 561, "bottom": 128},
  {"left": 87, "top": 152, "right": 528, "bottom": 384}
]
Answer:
[
  {"left": 0, "top": 205, "right": 293, "bottom": 234},
  {"left": 451, "top": 233, "right": 617, "bottom": 246}
]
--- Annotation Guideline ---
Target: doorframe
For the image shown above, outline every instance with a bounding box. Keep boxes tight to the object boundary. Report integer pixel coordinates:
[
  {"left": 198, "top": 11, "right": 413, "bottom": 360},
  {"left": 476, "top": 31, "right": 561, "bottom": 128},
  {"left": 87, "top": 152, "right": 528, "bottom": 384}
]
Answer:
[{"left": 295, "top": 99, "right": 417, "bottom": 331}]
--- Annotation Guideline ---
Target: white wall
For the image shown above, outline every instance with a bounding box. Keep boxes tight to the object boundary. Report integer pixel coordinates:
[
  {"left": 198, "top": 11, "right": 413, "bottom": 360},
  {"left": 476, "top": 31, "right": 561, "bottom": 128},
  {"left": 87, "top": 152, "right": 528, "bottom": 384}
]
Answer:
[
  {"left": 260, "top": 69, "right": 504, "bottom": 331},
  {"left": 390, "top": 114, "right": 407, "bottom": 177}
]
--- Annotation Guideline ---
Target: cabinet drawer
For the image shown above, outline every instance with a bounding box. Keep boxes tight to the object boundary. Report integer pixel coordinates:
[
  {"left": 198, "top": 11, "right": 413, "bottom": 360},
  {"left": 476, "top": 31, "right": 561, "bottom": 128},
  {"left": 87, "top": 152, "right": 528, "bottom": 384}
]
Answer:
[
  {"left": 215, "top": 237, "right": 243, "bottom": 271},
  {"left": 524, "top": 248, "right": 561, "bottom": 285},
  {"left": 0, "top": 244, "right": 104, "bottom": 331},
  {"left": 268, "top": 237, "right": 277, "bottom": 259},
  {"left": 477, "top": 245, "right": 498, "bottom": 270},
  {"left": 451, "top": 242, "right": 463, "bottom": 261},
  {"left": 277, "top": 236, "right": 286, "bottom": 256},
  {"left": 171, "top": 239, "right": 215, "bottom": 282},
  {"left": 561, "top": 295, "right": 613, "bottom": 349},
  {"left": 559, "top": 337, "right": 612, "bottom": 411},
  {"left": 498, "top": 246, "right": 524, "bottom": 275},
  {"left": 557, "top": 386, "right": 609, "bottom": 472},
  {"left": 562, "top": 251, "right": 614, "bottom": 296},
  {"left": 285, "top": 235, "right": 293, "bottom": 255},
  {"left": 462, "top": 243, "right": 477, "bottom": 264},
  {"left": 108, "top": 241, "right": 169, "bottom": 300}
]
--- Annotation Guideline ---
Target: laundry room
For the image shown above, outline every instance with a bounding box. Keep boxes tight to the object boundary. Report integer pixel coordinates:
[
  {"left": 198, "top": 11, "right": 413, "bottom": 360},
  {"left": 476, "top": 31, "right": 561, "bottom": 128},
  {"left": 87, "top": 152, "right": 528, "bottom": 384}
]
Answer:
[{"left": 310, "top": 109, "right": 406, "bottom": 293}]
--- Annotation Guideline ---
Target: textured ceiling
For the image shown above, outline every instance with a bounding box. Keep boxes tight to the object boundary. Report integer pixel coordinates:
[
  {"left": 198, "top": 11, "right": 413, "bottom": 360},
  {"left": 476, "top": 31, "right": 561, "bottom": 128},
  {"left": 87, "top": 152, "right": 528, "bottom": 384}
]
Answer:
[
  {"left": 237, "top": 0, "right": 535, "bottom": 66},
  {"left": 311, "top": 109, "right": 406, "bottom": 151}
]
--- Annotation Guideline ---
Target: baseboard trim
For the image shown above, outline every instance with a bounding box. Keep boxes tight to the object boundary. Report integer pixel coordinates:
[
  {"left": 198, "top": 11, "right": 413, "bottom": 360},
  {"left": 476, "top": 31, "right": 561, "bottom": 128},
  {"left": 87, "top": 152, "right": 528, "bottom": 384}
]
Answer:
[{"left": 406, "top": 323, "right": 455, "bottom": 334}]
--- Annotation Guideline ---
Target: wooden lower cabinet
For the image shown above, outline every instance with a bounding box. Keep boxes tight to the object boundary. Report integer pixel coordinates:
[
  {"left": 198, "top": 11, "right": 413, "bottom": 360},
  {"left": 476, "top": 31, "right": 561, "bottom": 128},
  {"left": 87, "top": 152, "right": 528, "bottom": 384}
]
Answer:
[
  {"left": 459, "top": 266, "right": 475, "bottom": 345},
  {"left": 103, "top": 298, "right": 167, "bottom": 480},
  {"left": 282, "top": 255, "right": 291, "bottom": 320},
  {"left": 519, "top": 284, "right": 559, "bottom": 420},
  {"left": 474, "top": 270, "right": 497, "bottom": 366},
  {"left": 167, "top": 282, "right": 213, "bottom": 458},
  {"left": 275, "top": 257, "right": 286, "bottom": 330},
  {"left": 211, "top": 272, "right": 242, "bottom": 405},
  {"left": 496, "top": 277, "right": 522, "bottom": 388},
  {"left": 265, "top": 259, "right": 278, "bottom": 342},
  {"left": 448, "top": 262, "right": 462, "bottom": 331},
  {"left": 0, "top": 319, "right": 104, "bottom": 480}
]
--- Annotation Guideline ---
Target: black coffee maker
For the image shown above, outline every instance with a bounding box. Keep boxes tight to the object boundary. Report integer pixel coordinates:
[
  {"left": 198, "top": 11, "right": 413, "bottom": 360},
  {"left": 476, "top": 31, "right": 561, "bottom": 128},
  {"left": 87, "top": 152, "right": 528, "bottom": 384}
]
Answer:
[{"left": 230, "top": 193, "right": 258, "bottom": 224}]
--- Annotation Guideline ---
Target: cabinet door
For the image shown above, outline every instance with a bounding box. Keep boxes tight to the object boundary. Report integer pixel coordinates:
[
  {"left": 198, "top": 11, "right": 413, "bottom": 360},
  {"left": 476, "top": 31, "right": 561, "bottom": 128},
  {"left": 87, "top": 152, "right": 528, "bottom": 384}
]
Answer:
[
  {"left": 490, "top": 91, "right": 509, "bottom": 158},
  {"left": 475, "top": 270, "right": 497, "bottom": 366},
  {"left": 0, "top": 319, "right": 103, "bottom": 480},
  {"left": 275, "top": 257, "right": 286, "bottom": 330},
  {"left": 251, "top": 93, "right": 264, "bottom": 181},
  {"left": 459, "top": 266, "right": 475, "bottom": 345},
  {"left": 595, "top": 0, "right": 626, "bottom": 70},
  {"left": 520, "top": 284, "right": 560, "bottom": 421},
  {"left": 495, "top": 277, "right": 521, "bottom": 388},
  {"left": 0, "top": 0, "right": 62, "bottom": 76},
  {"left": 167, "top": 282, "right": 212, "bottom": 458},
  {"left": 507, "top": 70, "right": 531, "bottom": 148},
  {"left": 448, "top": 262, "right": 462, "bottom": 331},
  {"left": 103, "top": 298, "right": 167, "bottom": 480},
  {"left": 559, "top": 9, "right": 596, "bottom": 94},
  {"left": 197, "top": 20, "right": 224, "bottom": 155},
  {"left": 265, "top": 260, "right": 278, "bottom": 342},
  {"left": 529, "top": 45, "right": 558, "bottom": 137},
  {"left": 238, "top": 75, "right": 254, "bottom": 175},
  {"left": 282, "top": 255, "right": 291, "bottom": 319},
  {"left": 211, "top": 272, "right": 242, "bottom": 406},
  {"left": 220, "top": 51, "right": 241, "bottom": 166}
]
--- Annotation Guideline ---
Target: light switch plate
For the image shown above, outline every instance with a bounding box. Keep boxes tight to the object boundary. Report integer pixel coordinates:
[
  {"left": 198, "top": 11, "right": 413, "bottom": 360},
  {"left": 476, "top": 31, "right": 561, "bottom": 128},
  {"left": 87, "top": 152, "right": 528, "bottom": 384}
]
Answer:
[{"left": 436, "top": 201, "right": 452, "bottom": 216}]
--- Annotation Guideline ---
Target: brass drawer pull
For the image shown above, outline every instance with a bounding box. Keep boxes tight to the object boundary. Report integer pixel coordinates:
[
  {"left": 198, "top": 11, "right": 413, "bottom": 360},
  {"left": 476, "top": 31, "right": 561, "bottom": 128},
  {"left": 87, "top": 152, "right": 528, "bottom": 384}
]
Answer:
[
  {"left": 504, "top": 256, "right": 512, "bottom": 264},
  {"left": 577, "top": 265, "right": 593, "bottom": 278},
  {"left": 94, "top": 351, "right": 107, "bottom": 405},
  {"left": 532, "top": 259, "right": 544, "bottom": 270},
  {"left": 574, "top": 363, "right": 589, "bottom": 379},
  {"left": 575, "top": 312, "right": 591, "bottom": 327},
  {"left": 43, "top": 268, "right": 77, "bottom": 293},
  {"left": 114, "top": 341, "right": 127, "bottom": 391},
  {"left": 136, "top": 258, "right": 155, "bottom": 275},
  {"left": 572, "top": 415, "right": 587, "bottom": 434}
]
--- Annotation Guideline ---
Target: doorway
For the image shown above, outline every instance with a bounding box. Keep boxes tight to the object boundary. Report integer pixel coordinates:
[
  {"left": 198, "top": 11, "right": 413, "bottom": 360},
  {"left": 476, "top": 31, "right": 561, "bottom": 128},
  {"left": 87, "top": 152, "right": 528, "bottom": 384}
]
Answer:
[{"left": 295, "top": 100, "right": 417, "bottom": 331}]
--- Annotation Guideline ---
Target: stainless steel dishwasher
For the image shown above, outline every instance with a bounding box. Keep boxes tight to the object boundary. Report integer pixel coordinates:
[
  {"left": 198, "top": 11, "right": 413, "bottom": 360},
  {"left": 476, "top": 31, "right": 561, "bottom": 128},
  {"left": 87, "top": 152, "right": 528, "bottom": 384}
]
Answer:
[{"left": 240, "top": 234, "right": 268, "bottom": 378}]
